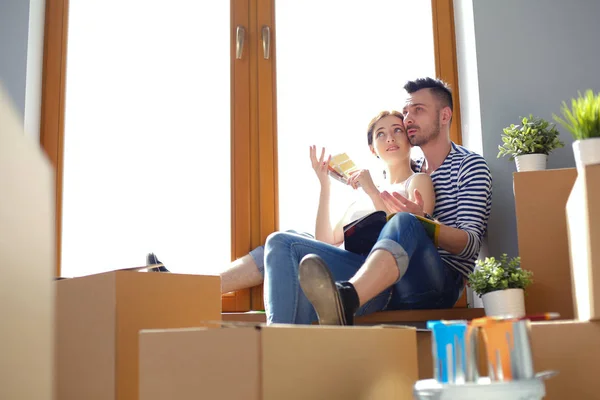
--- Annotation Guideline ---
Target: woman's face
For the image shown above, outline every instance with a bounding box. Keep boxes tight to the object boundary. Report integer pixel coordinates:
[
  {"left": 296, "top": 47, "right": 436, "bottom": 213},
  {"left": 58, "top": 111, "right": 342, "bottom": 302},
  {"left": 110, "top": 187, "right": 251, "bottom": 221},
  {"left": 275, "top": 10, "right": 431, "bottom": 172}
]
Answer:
[{"left": 370, "top": 115, "right": 411, "bottom": 164}]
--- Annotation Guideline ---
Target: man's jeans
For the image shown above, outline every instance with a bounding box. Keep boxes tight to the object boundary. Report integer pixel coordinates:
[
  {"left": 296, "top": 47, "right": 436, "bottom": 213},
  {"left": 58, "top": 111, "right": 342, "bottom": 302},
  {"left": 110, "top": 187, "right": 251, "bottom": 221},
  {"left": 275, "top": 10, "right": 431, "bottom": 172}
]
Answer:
[{"left": 250, "top": 213, "right": 465, "bottom": 325}]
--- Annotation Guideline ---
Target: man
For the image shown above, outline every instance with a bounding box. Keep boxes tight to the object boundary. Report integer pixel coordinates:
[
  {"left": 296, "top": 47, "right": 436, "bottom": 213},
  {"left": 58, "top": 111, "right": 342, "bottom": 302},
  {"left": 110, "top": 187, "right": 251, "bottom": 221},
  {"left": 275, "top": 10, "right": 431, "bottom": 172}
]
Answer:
[{"left": 298, "top": 77, "right": 493, "bottom": 325}]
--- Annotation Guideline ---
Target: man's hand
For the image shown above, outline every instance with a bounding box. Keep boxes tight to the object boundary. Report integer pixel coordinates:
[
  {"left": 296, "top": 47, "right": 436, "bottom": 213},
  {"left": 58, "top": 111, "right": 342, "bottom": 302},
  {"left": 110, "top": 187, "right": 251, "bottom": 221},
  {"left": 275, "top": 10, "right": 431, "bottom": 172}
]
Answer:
[{"left": 381, "top": 189, "right": 425, "bottom": 216}]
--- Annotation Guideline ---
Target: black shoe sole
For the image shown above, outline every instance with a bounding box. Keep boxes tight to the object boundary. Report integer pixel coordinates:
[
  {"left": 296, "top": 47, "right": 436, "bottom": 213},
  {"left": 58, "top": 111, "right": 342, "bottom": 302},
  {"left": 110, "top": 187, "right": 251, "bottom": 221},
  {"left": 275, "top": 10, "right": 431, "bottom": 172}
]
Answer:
[{"left": 298, "top": 254, "right": 346, "bottom": 326}]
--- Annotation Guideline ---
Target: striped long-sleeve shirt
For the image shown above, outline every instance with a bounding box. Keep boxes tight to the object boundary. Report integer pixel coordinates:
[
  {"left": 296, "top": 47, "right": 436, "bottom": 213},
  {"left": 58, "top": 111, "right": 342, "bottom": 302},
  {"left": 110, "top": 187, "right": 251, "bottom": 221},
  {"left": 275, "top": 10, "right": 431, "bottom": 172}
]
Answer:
[{"left": 415, "top": 142, "right": 492, "bottom": 277}]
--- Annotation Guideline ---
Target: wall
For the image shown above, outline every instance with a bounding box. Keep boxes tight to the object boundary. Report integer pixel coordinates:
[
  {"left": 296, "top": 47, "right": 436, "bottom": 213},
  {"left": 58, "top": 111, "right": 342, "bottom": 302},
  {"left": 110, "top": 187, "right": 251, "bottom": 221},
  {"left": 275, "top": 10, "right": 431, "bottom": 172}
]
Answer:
[
  {"left": 0, "top": 0, "right": 46, "bottom": 140},
  {"left": 455, "top": 0, "right": 600, "bottom": 259}
]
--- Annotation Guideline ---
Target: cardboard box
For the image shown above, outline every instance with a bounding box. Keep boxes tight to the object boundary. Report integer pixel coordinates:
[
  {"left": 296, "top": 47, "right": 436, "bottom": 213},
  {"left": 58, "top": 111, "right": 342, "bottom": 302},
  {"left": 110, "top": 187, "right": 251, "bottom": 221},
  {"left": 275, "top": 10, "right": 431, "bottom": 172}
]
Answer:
[
  {"left": 0, "top": 84, "right": 55, "bottom": 399},
  {"left": 417, "top": 331, "right": 434, "bottom": 380},
  {"left": 530, "top": 320, "right": 600, "bottom": 399},
  {"left": 566, "top": 164, "right": 600, "bottom": 320},
  {"left": 139, "top": 324, "right": 418, "bottom": 400},
  {"left": 514, "top": 169, "right": 577, "bottom": 319},
  {"left": 56, "top": 271, "right": 221, "bottom": 400}
]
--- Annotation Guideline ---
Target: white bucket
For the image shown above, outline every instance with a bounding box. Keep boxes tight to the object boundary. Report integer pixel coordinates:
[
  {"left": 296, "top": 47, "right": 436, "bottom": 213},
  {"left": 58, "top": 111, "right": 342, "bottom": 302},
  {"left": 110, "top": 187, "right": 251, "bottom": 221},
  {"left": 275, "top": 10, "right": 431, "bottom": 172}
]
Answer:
[
  {"left": 573, "top": 138, "right": 600, "bottom": 169},
  {"left": 482, "top": 288, "right": 526, "bottom": 318},
  {"left": 514, "top": 154, "right": 547, "bottom": 172},
  {"left": 414, "top": 377, "right": 546, "bottom": 400}
]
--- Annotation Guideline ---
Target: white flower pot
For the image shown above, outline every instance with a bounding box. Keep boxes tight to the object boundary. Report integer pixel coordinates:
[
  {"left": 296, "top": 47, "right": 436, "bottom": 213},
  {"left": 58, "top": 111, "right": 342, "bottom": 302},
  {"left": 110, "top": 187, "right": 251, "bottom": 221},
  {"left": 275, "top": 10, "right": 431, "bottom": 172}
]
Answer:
[
  {"left": 573, "top": 137, "right": 600, "bottom": 169},
  {"left": 481, "top": 288, "right": 526, "bottom": 317},
  {"left": 514, "top": 154, "right": 547, "bottom": 172}
]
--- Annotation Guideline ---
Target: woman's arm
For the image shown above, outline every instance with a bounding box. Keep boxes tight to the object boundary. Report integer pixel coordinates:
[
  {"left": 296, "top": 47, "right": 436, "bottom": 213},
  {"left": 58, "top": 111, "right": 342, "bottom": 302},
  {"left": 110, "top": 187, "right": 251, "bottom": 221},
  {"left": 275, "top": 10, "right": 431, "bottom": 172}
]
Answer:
[
  {"left": 348, "top": 169, "right": 390, "bottom": 214},
  {"left": 314, "top": 183, "right": 339, "bottom": 245},
  {"left": 406, "top": 173, "right": 435, "bottom": 215},
  {"left": 310, "top": 145, "right": 340, "bottom": 245}
]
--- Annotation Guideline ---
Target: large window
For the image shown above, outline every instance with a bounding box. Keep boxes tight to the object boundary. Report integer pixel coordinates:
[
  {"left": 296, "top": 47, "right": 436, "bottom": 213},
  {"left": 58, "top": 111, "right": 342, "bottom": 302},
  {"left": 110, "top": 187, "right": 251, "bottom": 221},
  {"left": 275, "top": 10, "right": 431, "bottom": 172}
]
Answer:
[
  {"left": 60, "top": 1, "right": 231, "bottom": 277},
  {"left": 276, "top": 0, "right": 435, "bottom": 234},
  {"left": 41, "top": 0, "right": 461, "bottom": 311}
]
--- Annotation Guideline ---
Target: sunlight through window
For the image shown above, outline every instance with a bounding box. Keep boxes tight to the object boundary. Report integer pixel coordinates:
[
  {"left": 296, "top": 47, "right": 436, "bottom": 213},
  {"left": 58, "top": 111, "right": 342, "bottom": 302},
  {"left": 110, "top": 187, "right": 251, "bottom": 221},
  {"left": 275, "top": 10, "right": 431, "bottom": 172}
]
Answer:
[
  {"left": 61, "top": 1, "right": 230, "bottom": 277},
  {"left": 275, "top": 1, "right": 435, "bottom": 234}
]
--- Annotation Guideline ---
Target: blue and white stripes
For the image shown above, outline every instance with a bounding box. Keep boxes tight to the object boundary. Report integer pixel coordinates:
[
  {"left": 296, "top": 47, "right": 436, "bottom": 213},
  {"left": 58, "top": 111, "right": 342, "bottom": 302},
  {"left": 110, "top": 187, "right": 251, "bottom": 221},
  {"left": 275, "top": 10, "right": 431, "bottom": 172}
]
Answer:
[{"left": 416, "top": 143, "right": 492, "bottom": 277}]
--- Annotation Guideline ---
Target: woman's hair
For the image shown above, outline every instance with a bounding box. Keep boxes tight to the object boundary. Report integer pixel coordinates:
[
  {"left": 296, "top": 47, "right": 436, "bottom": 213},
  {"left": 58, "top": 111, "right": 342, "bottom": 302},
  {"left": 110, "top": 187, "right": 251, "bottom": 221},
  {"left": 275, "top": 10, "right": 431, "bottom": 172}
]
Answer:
[
  {"left": 367, "top": 110, "right": 418, "bottom": 172},
  {"left": 367, "top": 110, "right": 404, "bottom": 146}
]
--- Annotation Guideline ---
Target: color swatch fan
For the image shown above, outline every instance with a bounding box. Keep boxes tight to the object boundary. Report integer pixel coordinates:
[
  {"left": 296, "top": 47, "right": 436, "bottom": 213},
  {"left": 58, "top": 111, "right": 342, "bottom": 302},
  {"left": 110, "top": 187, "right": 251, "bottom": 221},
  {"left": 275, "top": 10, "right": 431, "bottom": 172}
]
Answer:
[{"left": 328, "top": 153, "right": 358, "bottom": 184}]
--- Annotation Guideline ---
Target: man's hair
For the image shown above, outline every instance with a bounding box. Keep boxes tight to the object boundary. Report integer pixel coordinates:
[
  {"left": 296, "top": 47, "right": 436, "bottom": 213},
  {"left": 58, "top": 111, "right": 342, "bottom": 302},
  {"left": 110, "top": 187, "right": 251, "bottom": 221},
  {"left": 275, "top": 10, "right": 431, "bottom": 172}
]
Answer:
[{"left": 403, "top": 77, "right": 453, "bottom": 112}]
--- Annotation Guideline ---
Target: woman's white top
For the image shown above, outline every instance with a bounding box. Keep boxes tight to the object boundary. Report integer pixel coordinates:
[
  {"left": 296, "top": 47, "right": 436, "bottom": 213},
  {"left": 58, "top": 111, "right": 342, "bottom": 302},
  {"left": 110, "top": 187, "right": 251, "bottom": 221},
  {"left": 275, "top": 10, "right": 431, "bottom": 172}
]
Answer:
[{"left": 337, "top": 173, "right": 418, "bottom": 229}]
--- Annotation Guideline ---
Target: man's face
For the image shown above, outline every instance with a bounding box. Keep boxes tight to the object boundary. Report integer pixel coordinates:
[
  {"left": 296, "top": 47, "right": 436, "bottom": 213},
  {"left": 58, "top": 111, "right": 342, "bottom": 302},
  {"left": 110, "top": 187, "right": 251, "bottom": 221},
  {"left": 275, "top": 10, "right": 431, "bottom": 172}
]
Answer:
[{"left": 402, "top": 89, "right": 441, "bottom": 147}]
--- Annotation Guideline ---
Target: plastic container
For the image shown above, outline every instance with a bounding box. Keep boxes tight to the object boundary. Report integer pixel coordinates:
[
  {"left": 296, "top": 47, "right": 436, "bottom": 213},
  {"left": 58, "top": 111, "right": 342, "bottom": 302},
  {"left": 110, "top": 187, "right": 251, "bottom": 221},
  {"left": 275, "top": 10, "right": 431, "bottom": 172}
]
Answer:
[{"left": 414, "top": 376, "right": 546, "bottom": 400}]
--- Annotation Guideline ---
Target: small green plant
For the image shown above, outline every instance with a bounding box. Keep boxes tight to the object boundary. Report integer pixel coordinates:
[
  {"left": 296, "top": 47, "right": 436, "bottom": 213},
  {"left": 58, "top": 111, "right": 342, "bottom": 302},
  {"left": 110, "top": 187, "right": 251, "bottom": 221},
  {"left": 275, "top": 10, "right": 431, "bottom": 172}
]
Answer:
[
  {"left": 468, "top": 254, "right": 533, "bottom": 297},
  {"left": 553, "top": 89, "right": 600, "bottom": 140},
  {"left": 497, "top": 114, "right": 564, "bottom": 161}
]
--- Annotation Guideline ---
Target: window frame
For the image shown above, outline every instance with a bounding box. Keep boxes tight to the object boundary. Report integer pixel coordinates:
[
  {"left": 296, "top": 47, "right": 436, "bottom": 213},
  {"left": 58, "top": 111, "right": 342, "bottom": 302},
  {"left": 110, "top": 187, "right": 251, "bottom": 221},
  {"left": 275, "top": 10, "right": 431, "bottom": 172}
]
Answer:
[{"left": 40, "top": 0, "right": 461, "bottom": 312}]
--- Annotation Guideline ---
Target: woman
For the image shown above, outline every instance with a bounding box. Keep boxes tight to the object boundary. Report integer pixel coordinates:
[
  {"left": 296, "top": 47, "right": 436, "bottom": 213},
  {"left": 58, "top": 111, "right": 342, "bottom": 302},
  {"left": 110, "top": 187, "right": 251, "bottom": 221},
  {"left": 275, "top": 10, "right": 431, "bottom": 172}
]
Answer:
[
  {"left": 260, "top": 111, "right": 435, "bottom": 324},
  {"left": 149, "top": 111, "right": 436, "bottom": 324}
]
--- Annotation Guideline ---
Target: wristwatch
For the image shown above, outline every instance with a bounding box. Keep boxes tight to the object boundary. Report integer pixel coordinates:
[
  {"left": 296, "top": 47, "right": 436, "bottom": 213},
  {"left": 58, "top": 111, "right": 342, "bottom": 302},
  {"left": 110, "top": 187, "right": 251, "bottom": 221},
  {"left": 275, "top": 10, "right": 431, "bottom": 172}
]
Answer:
[{"left": 423, "top": 212, "right": 434, "bottom": 221}]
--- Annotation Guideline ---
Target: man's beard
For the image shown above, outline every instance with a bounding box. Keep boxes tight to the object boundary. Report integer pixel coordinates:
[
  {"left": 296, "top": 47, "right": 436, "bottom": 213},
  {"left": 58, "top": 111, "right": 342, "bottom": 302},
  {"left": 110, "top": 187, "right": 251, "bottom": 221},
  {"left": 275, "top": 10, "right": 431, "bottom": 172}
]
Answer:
[{"left": 409, "top": 113, "right": 440, "bottom": 146}]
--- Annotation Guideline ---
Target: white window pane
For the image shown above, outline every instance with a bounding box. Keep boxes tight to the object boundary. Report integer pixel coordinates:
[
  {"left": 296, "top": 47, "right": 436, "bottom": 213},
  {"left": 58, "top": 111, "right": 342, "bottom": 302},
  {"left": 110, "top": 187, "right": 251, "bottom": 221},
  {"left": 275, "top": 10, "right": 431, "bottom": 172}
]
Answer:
[
  {"left": 275, "top": 1, "right": 435, "bottom": 234},
  {"left": 62, "top": 1, "right": 230, "bottom": 277}
]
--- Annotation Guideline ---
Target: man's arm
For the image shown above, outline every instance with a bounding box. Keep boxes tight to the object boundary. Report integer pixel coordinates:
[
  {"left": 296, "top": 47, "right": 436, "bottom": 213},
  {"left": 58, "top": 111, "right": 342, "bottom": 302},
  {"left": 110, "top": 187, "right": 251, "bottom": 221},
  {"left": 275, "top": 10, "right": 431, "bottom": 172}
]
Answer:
[
  {"left": 380, "top": 154, "right": 491, "bottom": 255},
  {"left": 438, "top": 154, "right": 492, "bottom": 257},
  {"left": 436, "top": 224, "right": 469, "bottom": 255}
]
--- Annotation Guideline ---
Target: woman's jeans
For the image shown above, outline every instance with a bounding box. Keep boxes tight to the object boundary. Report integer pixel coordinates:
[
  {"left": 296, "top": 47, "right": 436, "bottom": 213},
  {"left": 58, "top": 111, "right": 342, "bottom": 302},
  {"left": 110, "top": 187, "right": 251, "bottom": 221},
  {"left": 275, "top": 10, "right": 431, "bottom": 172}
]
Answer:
[{"left": 250, "top": 212, "right": 465, "bottom": 325}]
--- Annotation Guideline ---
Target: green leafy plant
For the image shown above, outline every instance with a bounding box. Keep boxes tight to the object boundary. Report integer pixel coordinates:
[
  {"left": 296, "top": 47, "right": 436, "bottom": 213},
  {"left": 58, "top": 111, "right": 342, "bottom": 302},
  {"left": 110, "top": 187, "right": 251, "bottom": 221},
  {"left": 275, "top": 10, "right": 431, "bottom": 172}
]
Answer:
[
  {"left": 468, "top": 254, "right": 533, "bottom": 297},
  {"left": 497, "top": 114, "right": 564, "bottom": 161},
  {"left": 553, "top": 89, "right": 600, "bottom": 140}
]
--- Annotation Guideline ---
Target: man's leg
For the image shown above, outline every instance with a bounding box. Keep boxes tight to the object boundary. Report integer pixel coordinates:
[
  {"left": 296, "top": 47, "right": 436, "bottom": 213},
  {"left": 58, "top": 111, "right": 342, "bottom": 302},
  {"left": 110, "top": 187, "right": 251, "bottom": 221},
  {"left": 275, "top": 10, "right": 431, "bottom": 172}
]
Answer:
[
  {"left": 299, "top": 212, "right": 437, "bottom": 325},
  {"left": 263, "top": 231, "right": 372, "bottom": 325}
]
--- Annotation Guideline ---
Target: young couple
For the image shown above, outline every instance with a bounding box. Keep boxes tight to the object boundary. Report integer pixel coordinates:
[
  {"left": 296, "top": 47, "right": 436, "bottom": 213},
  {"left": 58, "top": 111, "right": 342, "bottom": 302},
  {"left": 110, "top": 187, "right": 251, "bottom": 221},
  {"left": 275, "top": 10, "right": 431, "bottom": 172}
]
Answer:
[{"left": 151, "top": 77, "right": 493, "bottom": 326}]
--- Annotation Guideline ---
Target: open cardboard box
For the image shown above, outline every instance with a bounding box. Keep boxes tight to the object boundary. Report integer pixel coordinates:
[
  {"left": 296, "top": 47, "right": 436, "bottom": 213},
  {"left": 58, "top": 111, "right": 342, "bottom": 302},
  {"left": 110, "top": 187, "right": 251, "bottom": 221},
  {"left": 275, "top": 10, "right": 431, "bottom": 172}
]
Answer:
[
  {"left": 56, "top": 269, "right": 221, "bottom": 400},
  {"left": 139, "top": 323, "right": 418, "bottom": 400},
  {"left": 513, "top": 169, "right": 577, "bottom": 319},
  {"left": 530, "top": 320, "right": 600, "bottom": 399},
  {"left": 566, "top": 164, "right": 600, "bottom": 321}
]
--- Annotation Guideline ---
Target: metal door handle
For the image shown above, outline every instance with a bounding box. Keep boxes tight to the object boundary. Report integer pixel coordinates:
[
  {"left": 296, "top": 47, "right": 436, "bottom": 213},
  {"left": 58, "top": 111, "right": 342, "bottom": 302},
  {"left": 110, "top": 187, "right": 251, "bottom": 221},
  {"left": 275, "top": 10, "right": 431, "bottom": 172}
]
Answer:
[
  {"left": 236, "top": 26, "right": 245, "bottom": 59},
  {"left": 262, "top": 26, "right": 271, "bottom": 59}
]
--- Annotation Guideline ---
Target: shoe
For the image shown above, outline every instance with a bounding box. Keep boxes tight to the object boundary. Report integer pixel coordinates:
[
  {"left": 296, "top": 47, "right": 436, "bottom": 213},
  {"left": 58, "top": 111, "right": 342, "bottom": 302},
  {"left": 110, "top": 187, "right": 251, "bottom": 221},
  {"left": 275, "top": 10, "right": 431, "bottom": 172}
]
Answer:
[
  {"left": 146, "top": 252, "right": 170, "bottom": 272},
  {"left": 298, "top": 254, "right": 359, "bottom": 325}
]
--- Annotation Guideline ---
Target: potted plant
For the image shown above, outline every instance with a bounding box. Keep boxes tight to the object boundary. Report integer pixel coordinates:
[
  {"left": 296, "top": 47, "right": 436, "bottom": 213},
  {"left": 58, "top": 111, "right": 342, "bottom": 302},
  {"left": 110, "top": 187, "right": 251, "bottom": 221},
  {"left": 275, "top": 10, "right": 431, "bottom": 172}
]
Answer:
[
  {"left": 497, "top": 114, "right": 564, "bottom": 172},
  {"left": 553, "top": 89, "right": 600, "bottom": 168},
  {"left": 468, "top": 254, "right": 533, "bottom": 317}
]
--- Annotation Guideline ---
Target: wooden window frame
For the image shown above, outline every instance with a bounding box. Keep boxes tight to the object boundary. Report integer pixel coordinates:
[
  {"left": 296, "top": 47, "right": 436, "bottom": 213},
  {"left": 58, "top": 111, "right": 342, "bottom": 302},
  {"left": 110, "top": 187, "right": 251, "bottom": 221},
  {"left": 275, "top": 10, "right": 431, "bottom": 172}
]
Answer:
[{"left": 40, "top": 0, "right": 461, "bottom": 312}]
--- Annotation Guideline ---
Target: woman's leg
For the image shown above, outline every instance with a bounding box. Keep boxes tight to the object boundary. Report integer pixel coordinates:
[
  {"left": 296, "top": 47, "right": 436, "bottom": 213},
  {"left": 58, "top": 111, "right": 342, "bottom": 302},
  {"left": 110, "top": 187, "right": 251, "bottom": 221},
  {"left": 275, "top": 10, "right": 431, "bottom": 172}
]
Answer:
[
  {"left": 220, "top": 252, "right": 264, "bottom": 294},
  {"left": 263, "top": 231, "right": 387, "bottom": 325},
  {"left": 220, "top": 230, "right": 314, "bottom": 294}
]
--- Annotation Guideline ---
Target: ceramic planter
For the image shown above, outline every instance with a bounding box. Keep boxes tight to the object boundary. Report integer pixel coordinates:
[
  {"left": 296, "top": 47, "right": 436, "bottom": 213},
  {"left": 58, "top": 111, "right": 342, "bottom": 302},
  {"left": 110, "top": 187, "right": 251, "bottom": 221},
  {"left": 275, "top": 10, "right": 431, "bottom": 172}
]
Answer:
[
  {"left": 572, "top": 137, "right": 600, "bottom": 169},
  {"left": 514, "top": 154, "right": 547, "bottom": 172},
  {"left": 481, "top": 288, "right": 526, "bottom": 317}
]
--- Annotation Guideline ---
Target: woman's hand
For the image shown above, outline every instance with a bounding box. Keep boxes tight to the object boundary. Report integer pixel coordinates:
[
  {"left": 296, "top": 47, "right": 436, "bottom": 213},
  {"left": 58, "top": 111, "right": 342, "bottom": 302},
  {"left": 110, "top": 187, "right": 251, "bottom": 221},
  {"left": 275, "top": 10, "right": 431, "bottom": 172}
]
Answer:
[
  {"left": 348, "top": 169, "right": 378, "bottom": 196},
  {"left": 309, "top": 145, "right": 331, "bottom": 187}
]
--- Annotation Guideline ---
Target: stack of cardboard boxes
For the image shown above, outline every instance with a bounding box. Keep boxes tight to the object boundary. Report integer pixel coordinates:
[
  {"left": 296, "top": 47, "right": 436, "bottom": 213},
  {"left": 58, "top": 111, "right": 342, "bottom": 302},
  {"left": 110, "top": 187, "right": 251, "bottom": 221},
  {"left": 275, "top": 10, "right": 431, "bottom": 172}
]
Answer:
[
  {"left": 514, "top": 168, "right": 600, "bottom": 399},
  {"left": 5, "top": 77, "right": 600, "bottom": 399}
]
